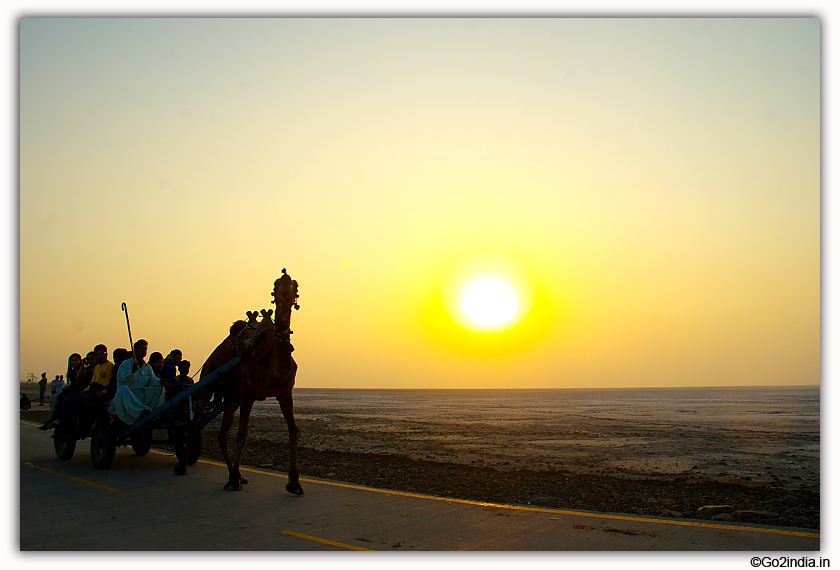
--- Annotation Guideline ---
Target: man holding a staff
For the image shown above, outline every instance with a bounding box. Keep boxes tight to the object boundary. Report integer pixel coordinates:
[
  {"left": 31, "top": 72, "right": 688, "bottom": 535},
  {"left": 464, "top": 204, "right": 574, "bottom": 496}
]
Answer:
[{"left": 108, "top": 339, "right": 166, "bottom": 425}]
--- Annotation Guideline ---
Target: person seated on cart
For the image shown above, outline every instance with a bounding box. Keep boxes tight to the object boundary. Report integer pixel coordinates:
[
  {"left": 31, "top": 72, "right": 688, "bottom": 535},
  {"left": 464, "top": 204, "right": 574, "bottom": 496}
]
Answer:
[
  {"left": 149, "top": 351, "right": 165, "bottom": 377},
  {"left": 65, "top": 346, "right": 129, "bottom": 437},
  {"left": 39, "top": 351, "right": 95, "bottom": 430},
  {"left": 108, "top": 340, "right": 166, "bottom": 425},
  {"left": 162, "top": 350, "right": 182, "bottom": 383},
  {"left": 86, "top": 345, "right": 114, "bottom": 391},
  {"left": 151, "top": 351, "right": 190, "bottom": 403},
  {"left": 148, "top": 351, "right": 170, "bottom": 395},
  {"left": 159, "top": 352, "right": 182, "bottom": 397},
  {"left": 163, "top": 359, "right": 193, "bottom": 401},
  {"left": 54, "top": 345, "right": 116, "bottom": 437},
  {"left": 83, "top": 347, "right": 129, "bottom": 406},
  {"left": 177, "top": 360, "right": 193, "bottom": 387}
]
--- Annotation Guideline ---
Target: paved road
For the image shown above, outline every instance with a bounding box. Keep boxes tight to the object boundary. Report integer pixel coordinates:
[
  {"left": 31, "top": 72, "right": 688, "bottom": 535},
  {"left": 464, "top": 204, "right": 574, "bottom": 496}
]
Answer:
[{"left": 19, "top": 420, "right": 820, "bottom": 551}]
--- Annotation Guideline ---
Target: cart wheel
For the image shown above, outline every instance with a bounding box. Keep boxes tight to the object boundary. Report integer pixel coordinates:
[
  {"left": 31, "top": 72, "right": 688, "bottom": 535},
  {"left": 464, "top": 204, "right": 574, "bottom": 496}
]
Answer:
[
  {"left": 174, "top": 430, "right": 202, "bottom": 465},
  {"left": 90, "top": 421, "right": 117, "bottom": 470},
  {"left": 131, "top": 428, "right": 153, "bottom": 456},
  {"left": 54, "top": 422, "right": 76, "bottom": 460}
]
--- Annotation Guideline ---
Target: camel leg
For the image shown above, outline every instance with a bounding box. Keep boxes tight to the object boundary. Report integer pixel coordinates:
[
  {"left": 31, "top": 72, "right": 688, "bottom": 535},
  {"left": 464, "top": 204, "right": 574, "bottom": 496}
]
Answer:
[
  {"left": 218, "top": 394, "right": 241, "bottom": 484},
  {"left": 225, "top": 393, "right": 256, "bottom": 491},
  {"left": 278, "top": 392, "right": 303, "bottom": 495},
  {"left": 175, "top": 396, "right": 207, "bottom": 475}
]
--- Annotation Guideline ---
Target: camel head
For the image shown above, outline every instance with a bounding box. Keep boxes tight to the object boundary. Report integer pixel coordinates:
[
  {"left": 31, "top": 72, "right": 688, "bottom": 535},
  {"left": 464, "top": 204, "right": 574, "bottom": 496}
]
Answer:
[{"left": 271, "top": 269, "right": 299, "bottom": 339}]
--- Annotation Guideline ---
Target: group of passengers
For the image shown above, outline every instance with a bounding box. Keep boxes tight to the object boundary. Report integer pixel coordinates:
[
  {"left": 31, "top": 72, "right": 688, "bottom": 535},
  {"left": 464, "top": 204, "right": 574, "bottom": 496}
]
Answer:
[{"left": 40, "top": 342, "right": 195, "bottom": 434}]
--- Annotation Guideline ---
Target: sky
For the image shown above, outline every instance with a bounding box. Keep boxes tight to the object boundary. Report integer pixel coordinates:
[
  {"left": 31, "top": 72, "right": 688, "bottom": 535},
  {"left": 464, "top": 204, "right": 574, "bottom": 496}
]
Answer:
[{"left": 18, "top": 17, "right": 820, "bottom": 389}]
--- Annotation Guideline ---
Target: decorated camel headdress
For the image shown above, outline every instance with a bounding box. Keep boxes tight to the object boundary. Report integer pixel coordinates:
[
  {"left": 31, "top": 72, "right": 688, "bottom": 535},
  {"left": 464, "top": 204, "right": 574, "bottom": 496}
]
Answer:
[{"left": 271, "top": 268, "right": 300, "bottom": 341}]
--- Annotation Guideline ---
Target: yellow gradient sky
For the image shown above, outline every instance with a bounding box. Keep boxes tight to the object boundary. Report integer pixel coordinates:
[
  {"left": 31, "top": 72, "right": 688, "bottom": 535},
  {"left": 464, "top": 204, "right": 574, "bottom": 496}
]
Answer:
[{"left": 19, "top": 18, "right": 820, "bottom": 389}]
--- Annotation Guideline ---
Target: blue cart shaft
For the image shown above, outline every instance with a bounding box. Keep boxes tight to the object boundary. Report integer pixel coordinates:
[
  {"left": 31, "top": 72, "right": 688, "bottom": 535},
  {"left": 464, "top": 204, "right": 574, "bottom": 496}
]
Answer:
[
  {"left": 199, "top": 399, "right": 226, "bottom": 428},
  {"left": 126, "top": 356, "right": 240, "bottom": 435}
]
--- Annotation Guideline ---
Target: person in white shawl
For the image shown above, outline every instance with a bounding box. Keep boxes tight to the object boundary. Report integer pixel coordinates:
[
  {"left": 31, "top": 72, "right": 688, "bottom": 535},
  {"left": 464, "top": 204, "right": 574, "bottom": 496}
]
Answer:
[{"left": 108, "top": 339, "right": 166, "bottom": 425}]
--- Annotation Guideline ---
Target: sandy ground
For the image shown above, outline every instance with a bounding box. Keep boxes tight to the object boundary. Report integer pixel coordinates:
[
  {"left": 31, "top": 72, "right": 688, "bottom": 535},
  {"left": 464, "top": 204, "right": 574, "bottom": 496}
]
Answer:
[{"left": 20, "top": 384, "right": 818, "bottom": 530}]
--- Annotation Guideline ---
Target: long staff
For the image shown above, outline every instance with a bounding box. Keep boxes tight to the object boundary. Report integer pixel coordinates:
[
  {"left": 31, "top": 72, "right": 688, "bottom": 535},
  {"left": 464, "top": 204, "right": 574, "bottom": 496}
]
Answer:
[{"left": 121, "top": 302, "right": 137, "bottom": 365}]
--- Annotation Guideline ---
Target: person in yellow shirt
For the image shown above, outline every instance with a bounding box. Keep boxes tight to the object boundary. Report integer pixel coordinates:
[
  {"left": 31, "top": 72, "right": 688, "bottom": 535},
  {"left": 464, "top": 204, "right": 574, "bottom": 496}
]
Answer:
[
  {"left": 67, "top": 344, "right": 116, "bottom": 437},
  {"left": 84, "top": 344, "right": 114, "bottom": 396}
]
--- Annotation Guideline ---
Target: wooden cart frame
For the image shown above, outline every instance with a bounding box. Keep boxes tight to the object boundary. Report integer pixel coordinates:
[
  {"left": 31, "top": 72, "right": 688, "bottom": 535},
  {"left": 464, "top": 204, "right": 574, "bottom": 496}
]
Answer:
[{"left": 52, "top": 357, "right": 240, "bottom": 469}]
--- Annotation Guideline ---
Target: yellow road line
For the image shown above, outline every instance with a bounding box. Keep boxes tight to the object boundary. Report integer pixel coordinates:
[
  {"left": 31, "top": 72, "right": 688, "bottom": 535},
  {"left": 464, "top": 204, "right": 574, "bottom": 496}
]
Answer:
[
  {"left": 231, "top": 465, "right": 819, "bottom": 539},
  {"left": 149, "top": 449, "right": 819, "bottom": 540},
  {"left": 281, "top": 530, "right": 375, "bottom": 551},
  {"left": 148, "top": 449, "right": 227, "bottom": 468},
  {"left": 20, "top": 420, "right": 42, "bottom": 427},
  {"left": 24, "top": 463, "right": 119, "bottom": 492}
]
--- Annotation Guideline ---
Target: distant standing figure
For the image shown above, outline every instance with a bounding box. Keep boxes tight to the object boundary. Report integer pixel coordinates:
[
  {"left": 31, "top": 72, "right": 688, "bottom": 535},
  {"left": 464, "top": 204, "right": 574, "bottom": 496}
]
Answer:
[
  {"left": 38, "top": 373, "right": 47, "bottom": 406},
  {"left": 50, "top": 375, "right": 64, "bottom": 396},
  {"left": 50, "top": 375, "right": 65, "bottom": 396},
  {"left": 41, "top": 375, "right": 67, "bottom": 425}
]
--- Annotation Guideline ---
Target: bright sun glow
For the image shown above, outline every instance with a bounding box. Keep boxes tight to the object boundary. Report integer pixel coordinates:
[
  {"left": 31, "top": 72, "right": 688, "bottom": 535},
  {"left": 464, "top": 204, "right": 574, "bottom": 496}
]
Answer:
[
  {"left": 459, "top": 277, "right": 518, "bottom": 328},
  {"left": 437, "top": 252, "right": 537, "bottom": 335}
]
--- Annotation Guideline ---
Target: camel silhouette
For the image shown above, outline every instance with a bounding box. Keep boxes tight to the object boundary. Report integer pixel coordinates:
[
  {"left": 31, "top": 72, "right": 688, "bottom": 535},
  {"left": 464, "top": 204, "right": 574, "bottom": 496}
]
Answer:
[{"left": 175, "top": 270, "right": 302, "bottom": 495}]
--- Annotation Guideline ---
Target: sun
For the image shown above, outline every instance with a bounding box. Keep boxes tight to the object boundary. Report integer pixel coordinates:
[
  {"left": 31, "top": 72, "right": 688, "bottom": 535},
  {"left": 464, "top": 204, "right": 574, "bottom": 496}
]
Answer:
[
  {"left": 458, "top": 276, "right": 519, "bottom": 329},
  {"left": 437, "top": 252, "right": 536, "bottom": 334},
  {"left": 421, "top": 251, "right": 552, "bottom": 354}
]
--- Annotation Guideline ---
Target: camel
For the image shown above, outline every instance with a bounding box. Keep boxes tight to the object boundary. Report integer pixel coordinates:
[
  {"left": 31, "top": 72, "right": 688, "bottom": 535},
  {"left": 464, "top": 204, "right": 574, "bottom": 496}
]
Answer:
[{"left": 174, "top": 269, "right": 303, "bottom": 495}]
